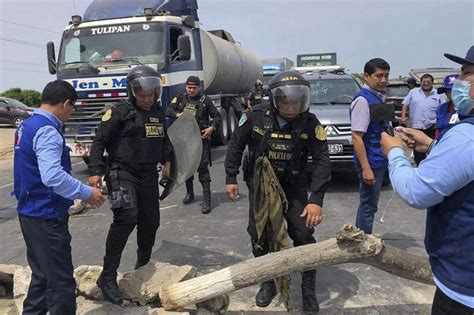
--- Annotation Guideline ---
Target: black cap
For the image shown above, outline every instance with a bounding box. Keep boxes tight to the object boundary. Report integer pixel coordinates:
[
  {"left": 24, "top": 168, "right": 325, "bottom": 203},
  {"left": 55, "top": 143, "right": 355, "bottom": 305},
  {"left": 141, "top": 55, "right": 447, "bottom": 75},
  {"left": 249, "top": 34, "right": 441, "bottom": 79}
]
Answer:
[
  {"left": 186, "top": 76, "right": 200, "bottom": 86},
  {"left": 444, "top": 45, "right": 474, "bottom": 65}
]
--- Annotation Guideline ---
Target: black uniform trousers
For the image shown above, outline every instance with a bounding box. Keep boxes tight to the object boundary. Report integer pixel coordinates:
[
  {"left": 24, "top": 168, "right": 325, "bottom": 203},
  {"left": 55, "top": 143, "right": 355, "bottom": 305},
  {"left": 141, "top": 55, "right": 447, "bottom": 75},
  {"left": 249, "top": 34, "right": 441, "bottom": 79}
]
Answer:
[
  {"left": 247, "top": 175, "right": 316, "bottom": 257},
  {"left": 19, "top": 214, "right": 76, "bottom": 315},
  {"left": 105, "top": 163, "right": 160, "bottom": 258},
  {"left": 186, "top": 139, "right": 211, "bottom": 185}
]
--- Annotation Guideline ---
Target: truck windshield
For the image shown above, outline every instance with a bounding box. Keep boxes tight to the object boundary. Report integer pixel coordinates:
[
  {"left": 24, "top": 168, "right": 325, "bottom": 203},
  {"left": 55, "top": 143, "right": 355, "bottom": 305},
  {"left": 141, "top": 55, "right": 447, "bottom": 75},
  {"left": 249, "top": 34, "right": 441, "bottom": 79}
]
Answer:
[
  {"left": 58, "top": 23, "right": 165, "bottom": 74},
  {"left": 308, "top": 78, "right": 360, "bottom": 105}
]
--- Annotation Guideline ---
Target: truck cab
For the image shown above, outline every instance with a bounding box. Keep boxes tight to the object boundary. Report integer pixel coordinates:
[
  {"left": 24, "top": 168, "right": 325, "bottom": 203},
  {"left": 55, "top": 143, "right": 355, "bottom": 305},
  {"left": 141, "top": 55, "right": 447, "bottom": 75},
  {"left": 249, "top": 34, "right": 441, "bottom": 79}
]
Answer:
[{"left": 47, "top": 0, "right": 261, "bottom": 158}]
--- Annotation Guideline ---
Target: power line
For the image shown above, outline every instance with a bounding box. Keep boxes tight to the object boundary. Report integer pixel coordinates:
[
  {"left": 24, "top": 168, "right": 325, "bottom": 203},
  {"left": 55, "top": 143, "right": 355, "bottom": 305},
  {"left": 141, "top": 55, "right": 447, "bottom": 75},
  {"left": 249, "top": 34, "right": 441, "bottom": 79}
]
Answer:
[
  {"left": 0, "top": 19, "right": 61, "bottom": 34},
  {"left": 0, "top": 59, "right": 47, "bottom": 66},
  {"left": 0, "top": 37, "right": 45, "bottom": 49},
  {"left": 0, "top": 68, "right": 47, "bottom": 74}
]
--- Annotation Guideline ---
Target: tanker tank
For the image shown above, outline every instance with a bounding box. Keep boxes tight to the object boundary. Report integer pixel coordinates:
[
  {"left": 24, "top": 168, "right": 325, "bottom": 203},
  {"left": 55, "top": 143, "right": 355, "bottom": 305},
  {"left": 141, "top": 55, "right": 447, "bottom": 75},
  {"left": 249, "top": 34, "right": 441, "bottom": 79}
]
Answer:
[{"left": 200, "top": 29, "right": 262, "bottom": 95}]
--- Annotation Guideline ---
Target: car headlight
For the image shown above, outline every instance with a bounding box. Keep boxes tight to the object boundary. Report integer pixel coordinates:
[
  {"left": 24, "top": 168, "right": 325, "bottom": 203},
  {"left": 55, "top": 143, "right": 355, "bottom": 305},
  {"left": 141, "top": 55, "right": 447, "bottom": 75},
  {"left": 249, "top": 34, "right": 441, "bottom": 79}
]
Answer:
[{"left": 325, "top": 125, "right": 337, "bottom": 136}]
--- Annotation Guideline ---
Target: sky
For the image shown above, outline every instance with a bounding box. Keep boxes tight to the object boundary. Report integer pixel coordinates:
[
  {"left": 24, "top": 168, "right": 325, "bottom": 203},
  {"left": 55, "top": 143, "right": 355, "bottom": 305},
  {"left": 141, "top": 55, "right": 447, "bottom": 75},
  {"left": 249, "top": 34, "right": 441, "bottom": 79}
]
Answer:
[{"left": 0, "top": 0, "right": 473, "bottom": 93}]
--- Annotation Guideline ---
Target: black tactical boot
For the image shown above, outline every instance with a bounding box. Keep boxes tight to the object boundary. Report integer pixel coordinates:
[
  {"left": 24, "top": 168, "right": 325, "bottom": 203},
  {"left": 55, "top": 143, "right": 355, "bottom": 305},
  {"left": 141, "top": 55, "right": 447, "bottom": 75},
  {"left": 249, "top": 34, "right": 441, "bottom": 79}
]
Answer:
[
  {"left": 201, "top": 181, "right": 211, "bottom": 214},
  {"left": 134, "top": 248, "right": 152, "bottom": 270},
  {"left": 302, "top": 270, "right": 319, "bottom": 313},
  {"left": 97, "top": 255, "right": 123, "bottom": 305},
  {"left": 183, "top": 179, "right": 194, "bottom": 204},
  {"left": 255, "top": 280, "right": 277, "bottom": 307}
]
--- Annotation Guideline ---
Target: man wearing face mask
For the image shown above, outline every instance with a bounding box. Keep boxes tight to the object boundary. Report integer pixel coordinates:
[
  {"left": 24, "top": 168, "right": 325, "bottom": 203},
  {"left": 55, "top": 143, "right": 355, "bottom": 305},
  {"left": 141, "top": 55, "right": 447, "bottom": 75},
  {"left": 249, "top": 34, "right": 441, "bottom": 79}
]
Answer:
[
  {"left": 225, "top": 71, "right": 331, "bottom": 312},
  {"left": 88, "top": 66, "right": 173, "bottom": 305},
  {"left": 401, "top": 73, "right": 446, "bottom": 164},
  {"left": 435, "top": 74, "right": 460, "bottom": 139},
  {"left": 380, "top": 45, "right": 474, "bottom": 314}
]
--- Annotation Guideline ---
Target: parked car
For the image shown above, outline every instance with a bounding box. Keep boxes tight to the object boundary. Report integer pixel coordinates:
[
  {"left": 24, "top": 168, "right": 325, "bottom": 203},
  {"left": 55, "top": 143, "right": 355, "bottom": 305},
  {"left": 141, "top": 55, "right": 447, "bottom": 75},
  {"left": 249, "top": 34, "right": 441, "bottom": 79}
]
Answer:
[
  {"left": 386, "top": 79, "right": 411, "bottom": 125},
  {"left": 0, "top": 97, "right": 34, "bottom": 127},
  {"left": 302, "top": 69, "right": 361, "bottom": 172}
]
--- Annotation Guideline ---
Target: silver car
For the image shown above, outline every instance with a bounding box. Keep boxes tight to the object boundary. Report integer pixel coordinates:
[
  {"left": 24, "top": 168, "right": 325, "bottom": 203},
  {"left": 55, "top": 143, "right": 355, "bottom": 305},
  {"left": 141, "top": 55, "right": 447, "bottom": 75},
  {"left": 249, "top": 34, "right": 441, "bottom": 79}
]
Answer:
[{"left": 304, "top": 71, "right": 361, "bottom": 171}]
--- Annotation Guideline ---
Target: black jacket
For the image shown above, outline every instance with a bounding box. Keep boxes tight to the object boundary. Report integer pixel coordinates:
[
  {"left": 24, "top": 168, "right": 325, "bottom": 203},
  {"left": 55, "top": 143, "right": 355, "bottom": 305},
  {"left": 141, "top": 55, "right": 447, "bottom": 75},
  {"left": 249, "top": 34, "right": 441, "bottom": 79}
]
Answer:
[{"left": 225, "top": 102, "right": 331, "bottom": 206}]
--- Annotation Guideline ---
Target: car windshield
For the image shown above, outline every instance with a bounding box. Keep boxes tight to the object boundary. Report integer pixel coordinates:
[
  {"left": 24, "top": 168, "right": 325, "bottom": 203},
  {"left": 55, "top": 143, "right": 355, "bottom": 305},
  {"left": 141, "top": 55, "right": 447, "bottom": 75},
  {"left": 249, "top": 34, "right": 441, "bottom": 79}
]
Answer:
[
  {"left": 58, "top": 22, "right": 165, "bottom": 74},
  {"left": 308, "top": 78, "right": 360, "bottom": 105},
  {"left": 386, "top": 85, "right": 409, "bottom": 97}
]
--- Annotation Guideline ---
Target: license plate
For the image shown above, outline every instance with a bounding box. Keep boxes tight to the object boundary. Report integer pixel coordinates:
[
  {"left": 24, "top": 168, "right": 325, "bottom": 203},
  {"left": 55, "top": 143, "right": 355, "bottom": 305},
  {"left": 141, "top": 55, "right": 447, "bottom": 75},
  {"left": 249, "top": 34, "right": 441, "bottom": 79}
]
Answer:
[
  {"left": 328, "top": 143, "right": 343, "bottom": 154},
  {"left": 67, "top": 143, "right": 92, "bottom": 157}
]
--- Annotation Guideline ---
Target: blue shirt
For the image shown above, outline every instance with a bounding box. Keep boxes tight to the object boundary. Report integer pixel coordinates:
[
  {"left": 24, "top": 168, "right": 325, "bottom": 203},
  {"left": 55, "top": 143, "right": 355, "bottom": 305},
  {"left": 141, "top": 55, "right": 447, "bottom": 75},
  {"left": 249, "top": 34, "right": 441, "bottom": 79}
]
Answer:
[
  {"left": 387, "top": 122, "right": 474, "bottom": 305},
  {"left": 32, "top": 109, "right": 92, "bottom": 200},
  {"left": 402, "top": 87, "right": 446, "bottom": 129}
]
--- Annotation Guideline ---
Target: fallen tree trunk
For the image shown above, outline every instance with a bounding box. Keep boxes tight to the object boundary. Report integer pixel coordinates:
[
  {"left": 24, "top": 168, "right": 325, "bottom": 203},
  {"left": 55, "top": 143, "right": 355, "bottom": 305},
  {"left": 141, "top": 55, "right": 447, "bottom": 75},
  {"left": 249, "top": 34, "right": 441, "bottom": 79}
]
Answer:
[{"left": 159, "top": 224, "right": 433, "bottom": 311}]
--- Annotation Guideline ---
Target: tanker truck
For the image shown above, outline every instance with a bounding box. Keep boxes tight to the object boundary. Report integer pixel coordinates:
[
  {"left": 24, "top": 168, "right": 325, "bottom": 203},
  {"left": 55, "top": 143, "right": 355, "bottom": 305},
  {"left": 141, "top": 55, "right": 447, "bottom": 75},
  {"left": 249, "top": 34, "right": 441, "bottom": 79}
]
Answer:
[
  {"left": 261, "top": 57, "right": 294, "bottom": 91},
  {"left": 46, "top": 0, "right": 261, "bottom": 158}
]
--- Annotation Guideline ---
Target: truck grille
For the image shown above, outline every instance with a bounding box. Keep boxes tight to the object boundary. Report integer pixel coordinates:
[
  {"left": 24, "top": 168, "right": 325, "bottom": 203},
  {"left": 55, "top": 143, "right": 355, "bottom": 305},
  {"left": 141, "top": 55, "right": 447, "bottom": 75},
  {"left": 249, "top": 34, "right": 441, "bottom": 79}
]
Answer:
[{"left": 63, "top": 97, "right": 123, "bottom": 142}]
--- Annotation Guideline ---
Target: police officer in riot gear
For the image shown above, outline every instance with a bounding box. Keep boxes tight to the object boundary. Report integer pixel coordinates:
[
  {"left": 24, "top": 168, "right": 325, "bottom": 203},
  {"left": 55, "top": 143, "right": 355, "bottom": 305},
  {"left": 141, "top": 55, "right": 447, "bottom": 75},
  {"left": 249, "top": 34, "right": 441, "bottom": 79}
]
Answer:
[
  {"left": 88, "top": 66, "right": 173, "bottom": 305},
  {"left": 166, "top": 76, "right": 221, "bottom": 214},
  {"left": 246, "top": 79, "right": 264, "bottom": 110},
  {"left": 225, "top": 71, "right": 331, "bottom": 312}
]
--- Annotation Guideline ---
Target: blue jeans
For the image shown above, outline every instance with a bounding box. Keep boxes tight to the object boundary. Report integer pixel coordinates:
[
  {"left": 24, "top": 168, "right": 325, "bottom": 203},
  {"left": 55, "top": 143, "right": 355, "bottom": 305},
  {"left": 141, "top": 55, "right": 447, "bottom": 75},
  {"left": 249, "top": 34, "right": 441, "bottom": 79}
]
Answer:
[{"left": 355, "top": 166, "right": 387, "bottom": 234}]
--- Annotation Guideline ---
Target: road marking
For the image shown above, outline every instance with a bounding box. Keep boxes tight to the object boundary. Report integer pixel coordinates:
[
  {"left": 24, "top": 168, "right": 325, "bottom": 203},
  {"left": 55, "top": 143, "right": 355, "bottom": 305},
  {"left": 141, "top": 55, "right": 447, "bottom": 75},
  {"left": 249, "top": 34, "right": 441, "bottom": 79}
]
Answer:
[
  {"left": 0, "top": 182, "right": 13, "bottom": 189},
  {"left": 161, "top": 204, "right": 177, "bottom": 210}
]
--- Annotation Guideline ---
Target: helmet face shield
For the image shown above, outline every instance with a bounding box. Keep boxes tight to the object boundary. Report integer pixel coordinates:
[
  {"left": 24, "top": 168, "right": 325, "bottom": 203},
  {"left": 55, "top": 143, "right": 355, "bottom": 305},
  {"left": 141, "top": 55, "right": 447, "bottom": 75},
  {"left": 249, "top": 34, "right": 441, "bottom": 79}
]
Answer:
[
  {"left": 271, "top": 85, "right": 310, "bottom": 115},
  {"left": 129, "top": 76, "right": 162, "bottom": 102}
]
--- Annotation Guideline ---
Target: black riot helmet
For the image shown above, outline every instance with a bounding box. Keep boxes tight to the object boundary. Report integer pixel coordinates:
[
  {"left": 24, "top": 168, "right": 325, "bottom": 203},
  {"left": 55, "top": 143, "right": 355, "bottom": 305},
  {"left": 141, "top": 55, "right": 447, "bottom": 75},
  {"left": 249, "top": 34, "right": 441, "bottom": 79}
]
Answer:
[
  {"left": 268, "top": 70, "right": 310, "bottom": 117},
  {"left": 126, "top": 66, "right": 162, "bottom": 104}
]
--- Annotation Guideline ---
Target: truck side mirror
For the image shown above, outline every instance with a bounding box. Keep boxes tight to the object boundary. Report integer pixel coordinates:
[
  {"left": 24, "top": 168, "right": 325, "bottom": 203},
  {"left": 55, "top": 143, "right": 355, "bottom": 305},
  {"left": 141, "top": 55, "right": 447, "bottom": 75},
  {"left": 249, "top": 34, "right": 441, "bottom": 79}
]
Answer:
[
  {"left": 47, "top": 42, "right": 57, "bottom": 75},
  {"left": 177, "top": 35, "right": 191, "bottom": 61}
]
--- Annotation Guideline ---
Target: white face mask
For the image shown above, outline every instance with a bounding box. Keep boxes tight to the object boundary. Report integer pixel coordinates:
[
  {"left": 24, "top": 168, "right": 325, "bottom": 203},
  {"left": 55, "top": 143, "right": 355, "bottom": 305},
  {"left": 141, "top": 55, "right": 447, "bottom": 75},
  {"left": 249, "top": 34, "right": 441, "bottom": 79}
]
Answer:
[{"left": 451, "top": 80, "right": 474, "bottom": 116}]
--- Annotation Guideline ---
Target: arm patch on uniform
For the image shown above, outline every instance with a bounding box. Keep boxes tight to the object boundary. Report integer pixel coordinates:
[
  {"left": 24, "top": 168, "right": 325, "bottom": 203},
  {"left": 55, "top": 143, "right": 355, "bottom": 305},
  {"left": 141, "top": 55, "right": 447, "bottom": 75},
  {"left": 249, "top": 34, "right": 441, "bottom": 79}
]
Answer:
[
  {"left": 315, "top": 125, "right": 327, "bottom": 140},
  {"left": 171, "top": 97, "right": 178, "bottom": 104},
  {"left": 239, "top": 113, "right": 248, "bottom": 126},
  {"left": 102, "top": 109, "right": 112, "bottom": 122}
]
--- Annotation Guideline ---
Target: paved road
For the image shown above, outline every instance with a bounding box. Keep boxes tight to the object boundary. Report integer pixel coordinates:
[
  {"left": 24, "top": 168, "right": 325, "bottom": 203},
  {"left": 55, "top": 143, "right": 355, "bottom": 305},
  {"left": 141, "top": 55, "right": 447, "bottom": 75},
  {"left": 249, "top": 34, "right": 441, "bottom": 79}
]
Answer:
[{"left": 0, "top": 145, "right": 434, "bottom": 313}]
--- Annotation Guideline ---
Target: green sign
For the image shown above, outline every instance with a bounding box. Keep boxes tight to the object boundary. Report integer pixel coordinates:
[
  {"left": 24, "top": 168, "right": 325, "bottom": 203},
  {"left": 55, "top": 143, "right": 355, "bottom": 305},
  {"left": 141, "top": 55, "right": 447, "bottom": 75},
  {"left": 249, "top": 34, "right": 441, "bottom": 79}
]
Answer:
[{"left": 297, "top": 52, "right": 337, "bottom": 67}]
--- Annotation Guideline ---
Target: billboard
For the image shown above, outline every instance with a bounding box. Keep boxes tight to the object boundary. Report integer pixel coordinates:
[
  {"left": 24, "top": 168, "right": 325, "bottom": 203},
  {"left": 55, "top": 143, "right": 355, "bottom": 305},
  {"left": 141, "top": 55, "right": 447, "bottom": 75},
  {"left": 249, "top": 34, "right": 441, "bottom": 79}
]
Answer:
[{"left": 297, "top": 52, "right": 337, "bottom": 67}]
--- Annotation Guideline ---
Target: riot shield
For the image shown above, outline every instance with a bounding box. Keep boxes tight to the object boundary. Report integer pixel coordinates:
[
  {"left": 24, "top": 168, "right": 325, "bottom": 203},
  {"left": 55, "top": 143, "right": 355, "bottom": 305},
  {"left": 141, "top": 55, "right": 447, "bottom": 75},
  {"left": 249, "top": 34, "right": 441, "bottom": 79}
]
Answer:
[{"left": 159, "top": 111, "right": 202, "bottom": 200}]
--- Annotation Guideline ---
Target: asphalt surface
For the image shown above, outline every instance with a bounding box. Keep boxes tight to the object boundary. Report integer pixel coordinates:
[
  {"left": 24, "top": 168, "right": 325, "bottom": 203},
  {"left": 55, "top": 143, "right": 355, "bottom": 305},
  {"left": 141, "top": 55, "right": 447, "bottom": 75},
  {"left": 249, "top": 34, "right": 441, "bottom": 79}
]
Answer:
[{"left": 0, "top": 143, "right": 435, "bottom": 314}]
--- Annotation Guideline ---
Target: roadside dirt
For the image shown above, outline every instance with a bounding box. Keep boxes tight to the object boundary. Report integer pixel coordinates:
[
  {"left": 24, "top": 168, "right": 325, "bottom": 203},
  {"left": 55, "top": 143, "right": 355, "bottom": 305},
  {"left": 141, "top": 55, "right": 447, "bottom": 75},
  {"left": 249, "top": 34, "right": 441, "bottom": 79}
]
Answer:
[{"left": 0, "top": 127, "right": 15, "bottom": 161}]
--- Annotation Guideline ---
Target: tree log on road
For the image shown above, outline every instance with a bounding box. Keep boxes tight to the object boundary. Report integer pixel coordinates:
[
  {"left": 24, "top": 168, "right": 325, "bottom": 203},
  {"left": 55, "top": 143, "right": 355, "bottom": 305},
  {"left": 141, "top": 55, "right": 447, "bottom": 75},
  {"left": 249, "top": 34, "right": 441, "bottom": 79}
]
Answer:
[{"left": 159, "top": 224, "right": 433, "bottom": 311}]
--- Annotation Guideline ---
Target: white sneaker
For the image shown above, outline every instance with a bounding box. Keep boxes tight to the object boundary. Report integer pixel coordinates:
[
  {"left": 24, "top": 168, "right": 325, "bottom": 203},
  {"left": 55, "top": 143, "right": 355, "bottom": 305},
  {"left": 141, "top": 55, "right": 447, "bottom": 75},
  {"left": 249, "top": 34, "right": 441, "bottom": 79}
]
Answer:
[{"left": 69, "top": 199, "right": 88, "bottom": 215}]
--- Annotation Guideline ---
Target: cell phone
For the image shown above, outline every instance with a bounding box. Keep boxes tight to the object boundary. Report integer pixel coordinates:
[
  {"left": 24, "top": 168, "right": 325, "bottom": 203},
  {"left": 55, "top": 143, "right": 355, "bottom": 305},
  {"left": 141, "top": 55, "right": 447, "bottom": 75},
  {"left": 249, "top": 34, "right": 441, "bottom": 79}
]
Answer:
[{"left": 385, "top": 125, "right": 395, "bottom": 136}]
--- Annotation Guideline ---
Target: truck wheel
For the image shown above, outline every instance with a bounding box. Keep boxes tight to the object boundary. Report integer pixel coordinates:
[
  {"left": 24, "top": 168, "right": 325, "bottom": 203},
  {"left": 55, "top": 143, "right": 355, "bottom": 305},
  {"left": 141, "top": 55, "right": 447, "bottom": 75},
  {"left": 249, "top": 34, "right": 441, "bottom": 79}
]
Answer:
[
  {"left": 211, "top": 108, "right": 228, "bottom": 145},
  {"left": 227, "top": 107, "right": 238, "bottom": 139}
]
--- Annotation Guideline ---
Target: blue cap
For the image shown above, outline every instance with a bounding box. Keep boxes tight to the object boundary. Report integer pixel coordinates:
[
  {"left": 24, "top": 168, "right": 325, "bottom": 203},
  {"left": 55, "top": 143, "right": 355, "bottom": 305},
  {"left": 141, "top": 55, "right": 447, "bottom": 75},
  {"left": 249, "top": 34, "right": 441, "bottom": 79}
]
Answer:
[{"left": 437, "top": 74, "right": 459, "bottom": 94}]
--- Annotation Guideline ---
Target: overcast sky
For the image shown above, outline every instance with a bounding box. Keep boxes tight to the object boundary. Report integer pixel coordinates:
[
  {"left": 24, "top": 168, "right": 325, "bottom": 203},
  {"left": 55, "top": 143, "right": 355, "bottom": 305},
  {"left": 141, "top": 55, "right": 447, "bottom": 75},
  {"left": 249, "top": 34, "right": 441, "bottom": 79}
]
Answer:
[{"left": 0, "top": 0, "right": 473, "bottom": 92}]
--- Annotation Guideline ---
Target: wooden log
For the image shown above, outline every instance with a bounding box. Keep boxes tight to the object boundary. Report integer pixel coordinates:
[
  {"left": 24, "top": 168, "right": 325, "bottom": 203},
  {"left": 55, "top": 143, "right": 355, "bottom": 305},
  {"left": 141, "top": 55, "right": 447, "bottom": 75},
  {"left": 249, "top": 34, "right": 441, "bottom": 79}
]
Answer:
[{"left": 159, "top": 224, "right": 433, "bottom": 311}]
